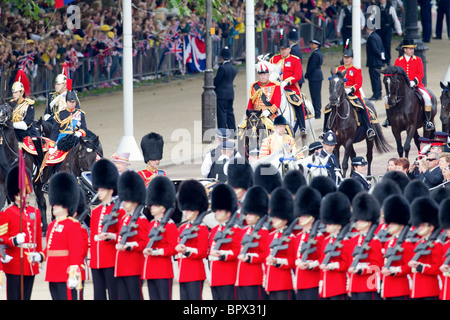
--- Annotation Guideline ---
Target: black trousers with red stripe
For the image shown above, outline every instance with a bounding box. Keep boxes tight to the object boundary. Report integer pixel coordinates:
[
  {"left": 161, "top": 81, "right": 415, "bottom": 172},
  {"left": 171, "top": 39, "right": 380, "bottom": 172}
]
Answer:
[
  {"left": 179, "top": 280, "right": 204, "bottom": 300},
  {"left": 147, "top": 278, "right": 173, "bottom": 300}
]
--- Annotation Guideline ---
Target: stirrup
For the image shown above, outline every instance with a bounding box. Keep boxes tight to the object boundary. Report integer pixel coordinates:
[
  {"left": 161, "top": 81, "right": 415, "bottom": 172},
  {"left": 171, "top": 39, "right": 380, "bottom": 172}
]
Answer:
[
  {"left": 41, "top": 183, "right": 49, "bottom": 193},
  {"left": 425, "top": 121, "right": 434, "bottom": 131},
  {"left": 367, "top": 128, "right": 376, "bottom": 139},
  {"left": 300, "top": 128, "right": 307, "bottom": 136}
]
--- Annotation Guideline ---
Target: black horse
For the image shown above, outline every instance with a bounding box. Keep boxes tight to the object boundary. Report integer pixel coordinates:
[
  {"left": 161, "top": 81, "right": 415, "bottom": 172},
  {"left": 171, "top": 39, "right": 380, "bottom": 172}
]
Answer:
[
  {"left": 381, "top": 66, "right": 437, "bottom": 158},
  {"left": 440, "top": 81, "right": 450, "bottom": 134},
  {"left": 238, "top": 109, "right": 271, "bottom": 161},
  {"left": 328, "top": 70, "right": 391, "bottom": 177}
]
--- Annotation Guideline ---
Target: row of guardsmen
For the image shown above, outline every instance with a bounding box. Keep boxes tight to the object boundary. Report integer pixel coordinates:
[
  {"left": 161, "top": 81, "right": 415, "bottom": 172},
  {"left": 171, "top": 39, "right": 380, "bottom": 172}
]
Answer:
[{"left": 2, "top": 153, "right": 450, "bottom": 300}]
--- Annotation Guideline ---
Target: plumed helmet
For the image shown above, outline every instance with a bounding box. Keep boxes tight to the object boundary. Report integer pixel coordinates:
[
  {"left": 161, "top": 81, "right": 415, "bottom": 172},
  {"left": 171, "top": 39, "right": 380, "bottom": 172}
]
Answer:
[
  {"left": 177, "top": 179, "right": 209, "bottom": 213},
  {"left": 5, "top": 165, "right": 32, "bottom": 202},
  {"left": 283, "top": 169, "right": 306, "bottom": 195},
  {"left": 256, "top": 59, "right": 272, "bottom": 74},
  {"left": 410, "top": 196, "right": 439, "bottom": 228},
  {"left": 146, "top": 175, "right": 176, "bottom": 209},
  {"left": 338, "top": 178, "right": 364, "bottom": 203},
  {"left": 383, "top": 194, "right": 410, "bottom": 226},
  {"left": 91, "top": 159, "right": 119, "bottom": 193},
  {"left": 49, "top": 172, "right": 80, "bottom": 216},
  {"left": 227, "top": 158, "right": 253, "bottom": 190},
  {"left": 269, "top": 187, "right": 294, "bottom": 224},
  {"left": 253, "top": 163, "right": 282, "bottom": 195},
  {"left": 241, "top": 185, "right": 269, "bottom": 217},
  {"left": 279, "top": 29, "right": 290, "bottom": 48},
  {"left": 351, "top": 192, "right": 380, "bottom": 224},
  {"left": 118, "top": 170, "right": 146, "bottom": 205},
  {"left": 439, "top": 198, "right": 450, "bottom": 229},
  {"left": 403, "top": 179, "right": 430, "bottom": 204},
  {"left": 141, "top": 132, "right": 164, "bottom": 163},
  {"left": 294, "top": 186, "right": 321, "bottom": 219},
  {"left": 320, "top": 191, "right": 351, "bottom": 226},
  {"left": 55, "top": 73, "right": 67, "bottom": 85},
  {"left": 309, "top": 175, "right": 337, "bottom": 197},
  {"left": 211, "top": 183, "right": 238, "bottom": 213}
]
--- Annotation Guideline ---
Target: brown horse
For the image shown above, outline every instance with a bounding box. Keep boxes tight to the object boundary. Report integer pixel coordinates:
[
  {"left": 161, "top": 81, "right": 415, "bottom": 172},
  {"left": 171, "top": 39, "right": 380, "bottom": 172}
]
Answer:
[
  {"left": 328, "top": 70, "right": 391, "bottom": 177},
  {"left": 440, "top": 81, "right": 450, "bottom": 134},
  {"left": 381, "top": 66, "right": 437, "bottom": 158}
]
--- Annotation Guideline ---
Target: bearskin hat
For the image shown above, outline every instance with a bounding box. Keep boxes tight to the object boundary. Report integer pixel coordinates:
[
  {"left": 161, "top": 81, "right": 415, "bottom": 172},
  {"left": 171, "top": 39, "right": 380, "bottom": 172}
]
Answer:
[
  {"left": 370, "top": 179, "right": 402, "bottom": 207},
  {"left": 211, "top": 183, "right": 238, "bottom": 213},
  {"left": 403, "top": 179, "right": 430, "bottom": 204},
  {"left": 91, "top": 159, "right": 119, "bottom": 193},
  {"left": 383, "top": 194, "right": 410, "bottom": 226},
  {"left": 253, "top": 163, "right": 282, "bottom": 195},
  {"left": 241, "top": 185, "right": 269, "bottom": 217},
  {"left": 320, "top": 191, "right": 351, "bottom": 226},
  {"left": 294, "top": 186, "right": 321, "bottom": 219},
  {"left": 141, "top": 132, "right": 164, "bottom": 163},
  {"left": 431, "top": 187, "right": 450, "bottom": 205},
  {"left": 283, "top": 169, "right": 306, "bottom": 195},
  {"left": 269, "top": 187, "right": 294, "bottom": 224},
  {"left": 118, "top": 170, "right": 146, "bottom": 205},
  {"left": 146, "top": 175, "right": 176, "bottom": 209},
  {"left": 309, "top": 175, "right": 337, "bottom": 198},
  {"left": 439, "top": 198, "right": 450, "bottom": 229},
  {"left": 410, "top": 196, "right": 439, "bottom": 228},
  {"left": 351, "top": 192, "right": 380, "bottom": 224},
  {"left": 382, "top": 171, "right": 410, "bottom": 192},
  {"left": 177, "top": 179, "right": 209, "bottom": 213},
  {"left": 49, "top": 172, "right": 80, "bottom": 216},
  {"left": 5, "top": 165, "right": 32, "bottom": 202},
  {"left": 227, "top": 158, "right": 253, "bottom": 190},
  {"left": 338, "top": 178, "right": 364, "bottom": 203}
]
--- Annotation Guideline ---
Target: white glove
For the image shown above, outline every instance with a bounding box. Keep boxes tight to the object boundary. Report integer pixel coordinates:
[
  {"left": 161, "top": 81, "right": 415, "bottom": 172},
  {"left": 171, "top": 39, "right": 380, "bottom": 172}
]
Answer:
[
  {"left": 345, "top": 88, "right": 352, "bottom": 95},
  {"left": 151, "top": 249, "right": 164, "bottom": 256},
  {"left": 13, "top": 121, "right": 28, "bottom": 130},
  {"left": 381, "top": 52, "right": 386, "bottom": 60},
  {"left": 262, "top": 110, "right": 271, "bottom": 117},
  {"left": 43, "top": 114, "right": 51, "bottom": 121},
  {"left": 67, "top": 277, "right": 79, "bottom": 289},
  {"left": 49, "top": 147, "right": 57, "bottom": 155},
  {"left": 1, "top": 254, "right": 13, "bottom": 264},
  {"left": 14, "top": 232, "right": 25, "bottom": 246},
  {"left": 281, "top": 80, "right": 288, "bottom": 89},
  {"left": 74, "top": 131, "right": 82, "bottom": 137},
  {"left": 410, "top": 80, "right": 416, "bottom": 87},
  {"left": 27, "top": 252, "right": 42, "bottom": 263}
]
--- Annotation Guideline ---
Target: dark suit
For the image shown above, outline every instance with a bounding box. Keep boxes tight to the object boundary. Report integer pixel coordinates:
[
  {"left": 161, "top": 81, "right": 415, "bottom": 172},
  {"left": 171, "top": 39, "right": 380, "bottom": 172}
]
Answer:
[
  {"left": 320, "top": 149, "right": 339, "bottom": 184},
  {"left": 350, "top": 171, "right": 371, "bottom": 191},
  {"left": 214, "top": 60, "right": 238, "bottom": 130},
  {"left": 290, "top": 43, "right": 305, "bottom": 87},
  {"left": 366, "top": 31, "right": 385, "bottom": 99},
  {"left": 418, "top": 167, "right": 444, "bottom": 188},
  {"left": 419, "top": 0, "right": 432, "bottom": 42},
  {"left": 305, "top": 48, "right": 323, "bottom": 118}
]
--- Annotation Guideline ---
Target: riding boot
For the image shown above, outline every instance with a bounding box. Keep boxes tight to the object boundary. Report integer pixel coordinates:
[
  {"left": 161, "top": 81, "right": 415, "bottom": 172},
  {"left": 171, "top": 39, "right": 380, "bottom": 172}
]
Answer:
[
  {"left": 360, "top": 109, "right": 376, "bottom": 139},
  {"left": 424, "top": 109, "right": 434, "bottom": 131},
  {"left": 320, "top": 112, "right": 330, "bottom": 139},
  {"left": 294, "top": 105, "right": 306, "bottom": 136},
  {"left": 381, "top": 117, "right": 390, "bottom": 128}
]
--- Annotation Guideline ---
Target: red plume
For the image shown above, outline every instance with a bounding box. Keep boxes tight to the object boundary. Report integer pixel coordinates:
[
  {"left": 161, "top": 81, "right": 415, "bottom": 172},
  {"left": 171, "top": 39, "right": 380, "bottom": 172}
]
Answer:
[
  {"left": 61, "top": 62, "right": 73, "bottom": 91},
  {"left": 15, "top": 69, "right": 30, "bottom": 97}
]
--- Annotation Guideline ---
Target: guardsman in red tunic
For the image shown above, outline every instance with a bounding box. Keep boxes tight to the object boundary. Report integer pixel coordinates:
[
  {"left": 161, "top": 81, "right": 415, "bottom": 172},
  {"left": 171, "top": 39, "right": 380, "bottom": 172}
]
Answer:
[
  {"left": 319, "top": 192, "right": 352, "bottom": 300},
  {"left": 408, "top": 197, "right": 443, "bottom": 300},
  {"left": 439, "top": 199, "right": 450, "bottom": 300},
  {"left": 0, "top": 166, "right": 43, "bottom": 300},
  {"left": 381, "top": 195, "right": 415, "bottom": 300},
  {"left": 347, "top": 193, "right": 383, "bottom": 300},
  {"left": 293, "top": 186, "right": 323, "bottom": 300},
  {"left": 137, "top": 132, "right": 166, "bottom": 187},
  {"left": 236, "top": 186, "right": 270, "bottom": 300},
  {"left": 142, "top": 175, "right": 178, "bottom": 300},
  {"left": 44, "top": 172, "right": 85, "bottom": 300},
  {"left": 175, "top": 180, "right": 210, "bottom": 300},
  {"left": 270, "top": 32, "right": 307, "bottom": 136},
  {"left": 114, "top": 171, "right": 150, "bottom": 300},
  {"left": 89, "top": 159, "right": 124, "bottom": 300},
  {"left": 265, "top": 187, "right": 296, "bottom": 300},
  {"left": 384, "top": 39, "right": 434, "bottom": 131},
  {"left": 208, "top": 184, "right": 241, "bottom": 300}
]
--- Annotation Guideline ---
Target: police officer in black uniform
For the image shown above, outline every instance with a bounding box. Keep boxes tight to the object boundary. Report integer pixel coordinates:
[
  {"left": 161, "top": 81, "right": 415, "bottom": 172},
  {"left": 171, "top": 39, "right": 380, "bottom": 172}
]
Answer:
[
  {"left": 201, "top": 128, "right": 231, "bottom": 178},
  {"left": 288, "top": 28, "right": 305, "bottom": 89},
  {"left": 304, "top": 39, "right": 323, "bottom": 119},
  {"left": 208, "top": 141, "right": 237, "bottom": 182},
  {"left": 350, "top": 156, "right": 371, "bottom": 191},
  {"left": 320, "top": 131, "right": 341, "bottom": 185}
]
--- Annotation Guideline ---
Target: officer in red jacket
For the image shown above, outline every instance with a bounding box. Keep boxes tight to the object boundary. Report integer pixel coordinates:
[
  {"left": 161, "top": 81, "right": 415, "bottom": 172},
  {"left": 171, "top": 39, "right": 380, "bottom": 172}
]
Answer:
[
  {"left": 381, "top": 194, "right": 415, "bottom": 300},
  {"left": 142, "top": 175, "right": 178, "bottom": 300},
  {"left": 0, "top": 166, "right": 43, "bottom": 300},
  {"left": 44, "top": 172, "right": 85, "bottom": 300},
  {"left": 138, "top": 132, "right": 166, "bottom": 187},
  {"left": 114, "top": 171, "right": 150, "bottom": 300},
  {"left": 208, "top": 183, "right": 241, "bottom": 300},
  {"left": 89, "top": 159, "right": 124, "bottom": 300},
  {"left": 293, "top": 186, "right": 324, "bottom": 300},
  {"left": 438, "top": 199, "right": 450, "bottom": 300},
  {"left": 270, "top": 33, "right": 307, "bottom": 136},
  {"left": 408, "top": 197, "right": 443, "bottom": 300},
  {"left": 236, "top": 186, "right": 270, "bottom": 300},
  {"left": 347, "top": 193, "right": 383, "bottom": 300},
  {"left": 175, "top": 179, "right": 210, "bottom": 300}
]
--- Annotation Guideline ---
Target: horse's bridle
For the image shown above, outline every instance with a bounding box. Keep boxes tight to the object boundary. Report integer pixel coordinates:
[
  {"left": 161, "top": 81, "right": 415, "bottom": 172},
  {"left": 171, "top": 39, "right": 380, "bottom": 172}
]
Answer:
[{"left": 384, "top": 74, "right": 409, "bottom": 106}]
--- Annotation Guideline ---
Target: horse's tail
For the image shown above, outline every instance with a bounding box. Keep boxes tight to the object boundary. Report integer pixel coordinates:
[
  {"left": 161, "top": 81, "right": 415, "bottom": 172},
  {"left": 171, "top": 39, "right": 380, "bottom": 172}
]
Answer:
[{"left": 373, "top": 123, "right": 391, "bottom": 154}]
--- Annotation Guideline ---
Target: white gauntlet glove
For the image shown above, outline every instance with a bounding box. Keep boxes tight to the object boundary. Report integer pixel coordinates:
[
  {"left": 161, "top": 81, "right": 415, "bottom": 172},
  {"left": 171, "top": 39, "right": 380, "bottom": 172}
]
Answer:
[
  {"left": 262, "top": 109, "right": 271, "bottom": 117},
  {"left": 13, "top": 121, "right": 28, "bottom": 130}
]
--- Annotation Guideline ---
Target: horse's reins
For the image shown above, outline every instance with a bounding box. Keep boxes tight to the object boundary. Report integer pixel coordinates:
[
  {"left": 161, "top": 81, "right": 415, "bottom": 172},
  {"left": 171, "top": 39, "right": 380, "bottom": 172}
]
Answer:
[{"left": 384, "top": 74, "right": 410, "bottom": 105}]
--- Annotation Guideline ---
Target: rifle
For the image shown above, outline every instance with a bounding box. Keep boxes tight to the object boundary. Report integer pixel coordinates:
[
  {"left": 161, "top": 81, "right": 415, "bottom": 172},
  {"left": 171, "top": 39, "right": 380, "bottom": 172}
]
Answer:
[
  {"left": 443, "top": 247, "right": 450, "bottom": 266},
  {"left": 410, "top": 227, "right": 443, "bottom": 266},
  {"left": 101, "top": 198, "right": 122, "bottom": 234},
  {"left": 146, "top": 207, "right": 174, "bottom": 250},
  {"left": 178, "top": 210, "right": 209, "bottom": 245},
  {"left": 212, "top": 210, "right": 240, "bottom": 251},
  {"left": 350, "top": 223, "right": 379, "bottom": 270},
  {"left": 321, "top": 223, "right": 351, "bottom": 266},
  {"left": 240, "top": 215, "right": 268, "bottom": 256},
  {"left": 376, "top": 225, "right": 390, "bottom": 244},
  {"left": 118, "top": 204, "right": 144, "bottom": 246},
  {"left": 300, "top": 219, "right": 321, "bottom": 263},
  {"left": 384, "top": 224, "right": 411, "bottom": 269},
  {"left": 269, "top": 217, "right": 299, "bottom": 257},
  {"left": 405, "top": 226, "right": 420, "bottom": 243}
]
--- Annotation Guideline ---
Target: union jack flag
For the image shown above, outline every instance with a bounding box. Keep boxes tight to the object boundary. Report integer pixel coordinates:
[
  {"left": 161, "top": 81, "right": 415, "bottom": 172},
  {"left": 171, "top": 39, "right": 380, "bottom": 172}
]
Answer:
[
  {"left": 64, "top": 47, "right": 83, "bottom": 77},
  {"left": 166, "top": 38, "right": 183, "bottom": 62},
  {"left": 17, "top": 53, "right": 37, "bottom": 75}
]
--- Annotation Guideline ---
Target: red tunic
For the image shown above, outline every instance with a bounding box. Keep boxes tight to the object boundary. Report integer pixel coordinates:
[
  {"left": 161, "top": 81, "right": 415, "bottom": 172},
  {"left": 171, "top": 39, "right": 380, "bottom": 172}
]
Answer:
[
  {"left": 89, "top": 202, "right": 126, "bottom": 269},
  {"left": 137, "top": 168, "right": 166, "bottom": 188},
  {"left": 235, "top": 226, "right": 270, "bottom": 287},
  {"left": 247, "top": 81, "right": 282, "bottom": 115},
  {"left": 114, "top": 213, "right": 149, "bottom": 277},
  {"left": 177, "top": 222, "right": 209, "bottom": 283},
  {"left": 44, "top": 216, "right": 85, "bottom": 282},
  {"left": 270, "top": 54, "right": 302, "bottom": 95},
  {"left": 335, "top": 64, "right": 363, "bottom": 100},
  {"left": 208, "top": 224, "right": 242, "bottom": 287},
  {"left": 142, "top": 219, "right": 178, "bottom": 280},
  {"left": 394, "top": 55, "right": 425, "bottom": 90},
  {"left": 440, "top": 239, "right": 450, "bottom": 300},
  {"left": 0, "top": 204, "right": 43, "bottom": 276},
  {"left": 294, "top": 230, "right": 324, "bottom": 290}
]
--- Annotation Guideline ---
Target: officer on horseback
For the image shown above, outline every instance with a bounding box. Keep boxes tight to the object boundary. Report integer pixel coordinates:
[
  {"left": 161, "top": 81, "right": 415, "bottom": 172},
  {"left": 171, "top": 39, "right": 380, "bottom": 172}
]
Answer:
[
  {"left": 322, "top": 47, "right": 376, "bottom": 140},
  {"left": 382, "top": 39, "right": 434, "bottom": 131},
  {"left": 270, "top": 31, "right": 307, "bottom": 136}
]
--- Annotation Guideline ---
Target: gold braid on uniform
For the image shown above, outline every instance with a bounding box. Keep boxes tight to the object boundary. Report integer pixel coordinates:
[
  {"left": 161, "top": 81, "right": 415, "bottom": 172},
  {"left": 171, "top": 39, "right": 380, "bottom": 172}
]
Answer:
[
  {"left": 250, "top": 87, "right": 263, "bottom": 104},
  {"left": 11, "top": 98, "right": 34, "bottom": 123}
]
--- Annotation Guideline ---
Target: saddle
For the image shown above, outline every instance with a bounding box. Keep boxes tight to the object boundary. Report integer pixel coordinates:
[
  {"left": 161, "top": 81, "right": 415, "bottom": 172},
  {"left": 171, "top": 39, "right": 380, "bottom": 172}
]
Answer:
[
  {"left": 284, "top": 89, "right": 314, "bottom": 120},
  {"left": 323, "top": 95, "right": 379, "bottom": 127},
  {"left": 22, "top": 136, "right": 52, "bottom": 155}
]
